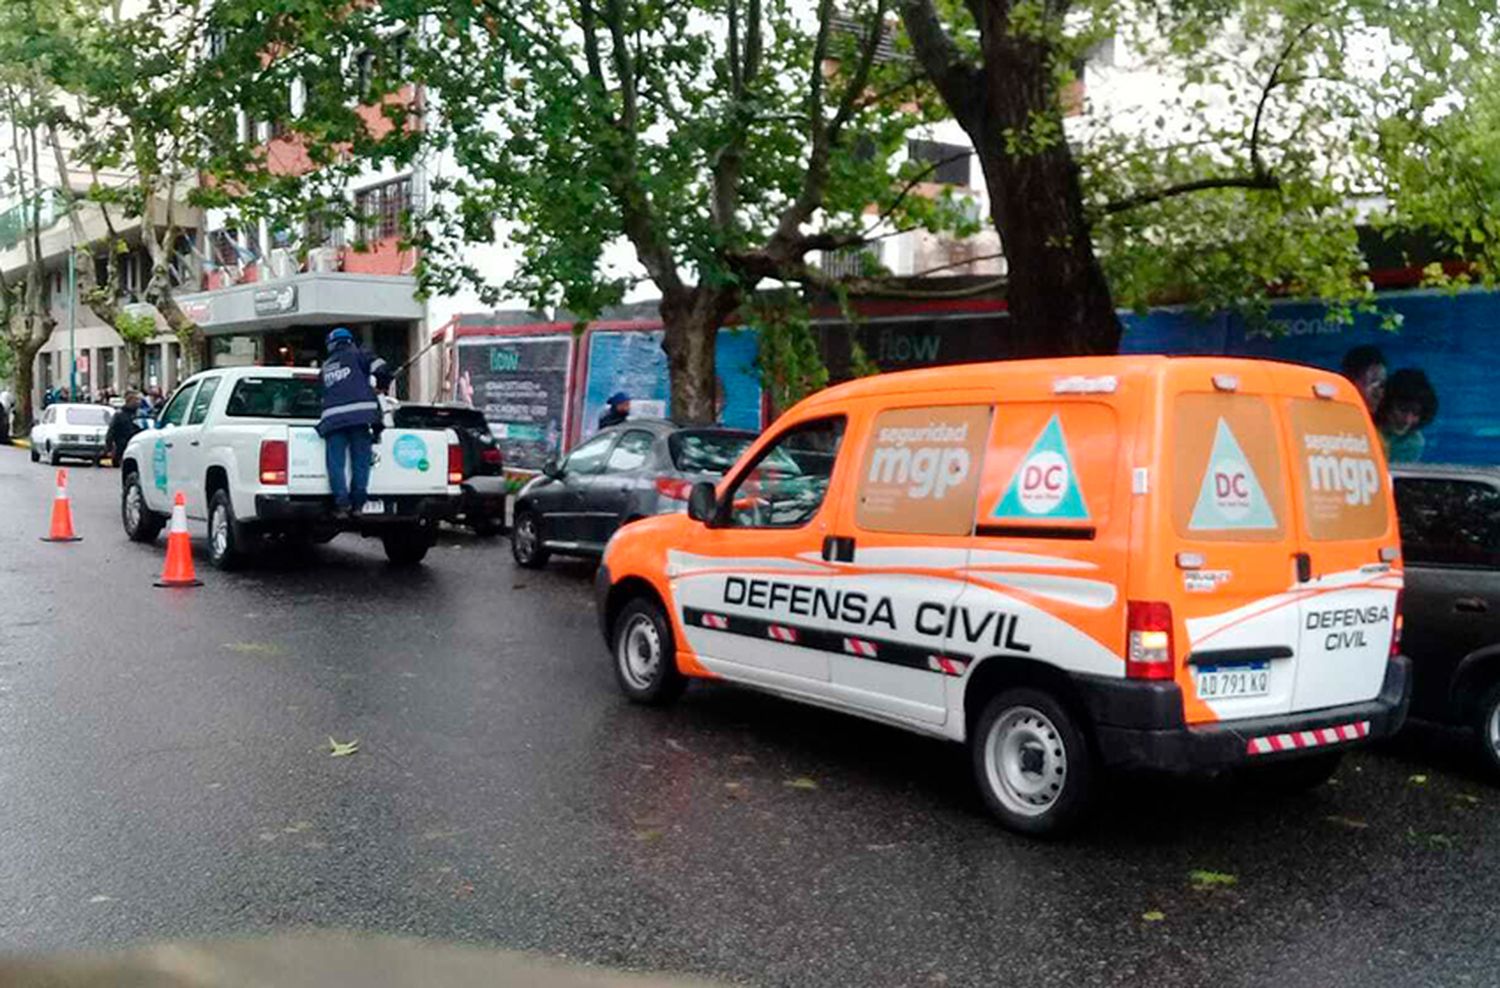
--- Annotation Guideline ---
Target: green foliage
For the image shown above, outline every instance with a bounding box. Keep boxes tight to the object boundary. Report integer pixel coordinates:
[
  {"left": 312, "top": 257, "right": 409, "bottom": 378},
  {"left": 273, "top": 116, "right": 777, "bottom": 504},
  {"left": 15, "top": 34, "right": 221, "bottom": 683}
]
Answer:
[
  {"left": 114, "top": 312, "right": 157, "bottom": 346},
  {"left": 0, "top": 333, "right": 12, "bottom": 381},
  {"left": 748, "top": 294, "right": 828, "bottom": 414},
  {"left": 1073, "top": 0, "right": 1500, "bottom": 316}
]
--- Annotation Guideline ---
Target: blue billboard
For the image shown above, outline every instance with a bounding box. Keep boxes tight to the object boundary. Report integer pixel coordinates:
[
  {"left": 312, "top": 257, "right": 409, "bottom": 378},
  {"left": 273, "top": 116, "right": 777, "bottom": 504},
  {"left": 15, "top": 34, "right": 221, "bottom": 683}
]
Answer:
[
  {"left": 581, "top": 328, "right": 763, "bottom": 439},
  {"left": 1123, "top": 289, "right": 1500, "bottom": 466}
]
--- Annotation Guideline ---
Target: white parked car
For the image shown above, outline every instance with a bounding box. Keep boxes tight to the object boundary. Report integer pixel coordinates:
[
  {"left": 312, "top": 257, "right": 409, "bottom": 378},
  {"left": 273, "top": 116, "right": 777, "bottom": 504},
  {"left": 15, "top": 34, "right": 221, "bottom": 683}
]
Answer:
[
  {"left": 118, "top": 366, "right": 464, "bottom": 568},
  {"left": 29, "top": 403, "right": 113, "bottom": 466}
]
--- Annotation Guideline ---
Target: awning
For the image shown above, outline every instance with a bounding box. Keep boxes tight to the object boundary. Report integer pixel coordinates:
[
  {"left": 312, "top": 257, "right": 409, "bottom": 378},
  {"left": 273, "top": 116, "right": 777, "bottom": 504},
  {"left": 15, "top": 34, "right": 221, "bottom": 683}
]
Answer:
[{"left": 174, "top": 272, "right": 424, "bottom": 335}]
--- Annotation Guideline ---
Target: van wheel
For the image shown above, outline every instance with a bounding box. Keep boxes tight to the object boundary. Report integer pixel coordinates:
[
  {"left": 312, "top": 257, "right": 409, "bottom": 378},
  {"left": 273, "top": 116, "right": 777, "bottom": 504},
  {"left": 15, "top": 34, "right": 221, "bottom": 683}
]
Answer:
[
  {"left": 611, "top": 597, "right": 686, "bottom": 705},
  {"left": 121, "top": 471, "right": 165, "bottom": 543},
  {"left": 1242, "top": 751, "right": 1344, "bottom": 792},
  {"left": 511, "top": 510, "right": 549, "bottom": 568},
  {"left": 47, "top": 443, "right": 60, "bottom": 466},
  {"left": 971, "top": 688, "right": 1093, "bottom": 836},
  {"left": 1473, "top": 682, "right": 1500, "bottom": 778}
]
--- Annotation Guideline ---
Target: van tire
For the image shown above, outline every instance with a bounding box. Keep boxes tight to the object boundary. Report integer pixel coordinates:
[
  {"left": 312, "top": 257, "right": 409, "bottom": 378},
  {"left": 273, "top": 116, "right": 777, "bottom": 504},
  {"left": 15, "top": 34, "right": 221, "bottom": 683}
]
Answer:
[
  {"left": 611, "top": 597, "right": 686, "bottom": 706},
  {"left": 1472, "top": 681, "right": 1500, "bottom": 778},
  {"left": 1242, "top": 751, "right": 1344, "bottom": 792},
  {"left": 971, "top": 687, "right": 1093, "bottom": 836}
]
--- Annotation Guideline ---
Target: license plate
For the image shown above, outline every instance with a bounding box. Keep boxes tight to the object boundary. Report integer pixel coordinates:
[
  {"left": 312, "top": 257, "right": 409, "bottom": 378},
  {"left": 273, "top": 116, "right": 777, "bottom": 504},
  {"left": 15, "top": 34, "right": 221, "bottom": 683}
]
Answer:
[
  {"left": 1195, "top": 662, "right": 1270, "bottom": 699},
  {"left": 360, "top": 499, "right": 386, "bottom": 515}
]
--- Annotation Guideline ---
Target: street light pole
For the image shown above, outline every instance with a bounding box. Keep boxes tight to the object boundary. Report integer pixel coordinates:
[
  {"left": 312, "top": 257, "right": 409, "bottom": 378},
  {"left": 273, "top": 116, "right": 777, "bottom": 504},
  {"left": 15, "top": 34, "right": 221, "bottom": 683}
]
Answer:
[{"left": 67, "top": 246, "right": 76, "bottom": 398}]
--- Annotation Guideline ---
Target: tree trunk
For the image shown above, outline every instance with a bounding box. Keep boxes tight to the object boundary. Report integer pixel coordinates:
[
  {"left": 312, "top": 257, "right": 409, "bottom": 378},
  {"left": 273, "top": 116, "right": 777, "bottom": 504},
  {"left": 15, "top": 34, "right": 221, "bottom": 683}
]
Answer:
[
  {"left": 659, "top": 285, "right": 740, "bottom": 425},
  {"left": 123, "top": 341, "right": 145, "bottom": 390},
  {"left": 9, "top": 317, "right": 50, "bottom": 433},
  {"left": 972, "top": 21, "right": 1121, "bottom": 356}
]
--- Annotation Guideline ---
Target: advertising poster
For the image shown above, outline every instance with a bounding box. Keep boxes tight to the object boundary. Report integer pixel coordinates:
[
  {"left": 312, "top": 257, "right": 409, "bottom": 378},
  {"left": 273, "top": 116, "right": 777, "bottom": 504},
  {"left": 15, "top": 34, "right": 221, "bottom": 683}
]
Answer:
[
  {"left": 1123, "top": 289, "right": 1500, "bottom": 466},
  {"left": 581, "top": 328, "right": 763, "bottom": 439},
  {"left": 455, "top": 335, "right": 573, "bottom": 472}
]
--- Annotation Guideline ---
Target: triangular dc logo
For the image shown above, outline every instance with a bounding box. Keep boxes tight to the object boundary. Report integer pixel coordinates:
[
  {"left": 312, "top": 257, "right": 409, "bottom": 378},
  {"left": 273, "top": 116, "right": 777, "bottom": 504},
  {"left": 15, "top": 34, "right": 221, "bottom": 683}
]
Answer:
[
  {"left": 993, "top": 414, "right": 1090, "bottom": 521},
  {"left": 1189, "top": 418, "right": 1278, "bottom": 530}
]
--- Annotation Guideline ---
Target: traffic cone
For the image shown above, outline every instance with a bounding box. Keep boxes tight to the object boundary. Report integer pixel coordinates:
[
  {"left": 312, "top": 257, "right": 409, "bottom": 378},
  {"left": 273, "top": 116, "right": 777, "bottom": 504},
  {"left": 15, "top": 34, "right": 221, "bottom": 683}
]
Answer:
[
  {"left": 154, "top": 492, "right": 203, "bottom": 588},
  {"left": 40, "top": 469, "right": 81, "bottom": 543}
]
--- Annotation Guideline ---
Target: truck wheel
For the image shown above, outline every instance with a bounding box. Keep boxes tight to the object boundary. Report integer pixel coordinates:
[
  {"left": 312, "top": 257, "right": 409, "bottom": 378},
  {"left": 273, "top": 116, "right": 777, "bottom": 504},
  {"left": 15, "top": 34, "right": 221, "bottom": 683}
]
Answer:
[
  {"left": 1241, "top": 751, "right": 1344, "bottom": 792},
  {"left": 1473, "top": 681, "right": 1500, "bottom": 779},
  {"left": 611, "top": 597, "right": 686, "bottom": 705},
  {"left": 121, "top": 471, "right": 165, "bottom": 543},
  {"left": 382, "top": 524, "right": 432, "bottom": 566},
  {"left": 971, "top": 687, "right": 1094, "bottom": 837},
  {"left": 209, "top": 489, "right": 259, "bottom": 570},
  {"left": 511, "top": 510, "right": 549, "bottom": 568}
]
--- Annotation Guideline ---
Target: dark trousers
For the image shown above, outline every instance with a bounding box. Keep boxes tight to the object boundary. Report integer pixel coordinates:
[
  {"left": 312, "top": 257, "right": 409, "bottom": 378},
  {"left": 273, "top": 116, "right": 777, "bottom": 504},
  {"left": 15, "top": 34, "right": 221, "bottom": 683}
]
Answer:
[{"left": 325, "top": 425, "right": 373, "bottom": 508}]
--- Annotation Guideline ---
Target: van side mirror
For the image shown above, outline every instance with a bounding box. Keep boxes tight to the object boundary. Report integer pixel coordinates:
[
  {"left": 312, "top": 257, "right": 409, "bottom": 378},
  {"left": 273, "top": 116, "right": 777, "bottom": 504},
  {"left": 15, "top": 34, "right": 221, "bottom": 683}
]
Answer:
[
  {"left": 541, "top": 456, "right": 563, "bottom": 480},
  {"left": 687, "top": 481, "right": 717, "bottom": 524}
]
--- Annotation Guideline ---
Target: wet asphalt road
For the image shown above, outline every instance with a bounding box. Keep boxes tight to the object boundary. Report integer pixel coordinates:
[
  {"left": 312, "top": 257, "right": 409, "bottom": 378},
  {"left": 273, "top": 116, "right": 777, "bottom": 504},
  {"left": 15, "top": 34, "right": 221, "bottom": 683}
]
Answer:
[{"left": 1, "top": 445, "right": 1498, "bottom": 986}]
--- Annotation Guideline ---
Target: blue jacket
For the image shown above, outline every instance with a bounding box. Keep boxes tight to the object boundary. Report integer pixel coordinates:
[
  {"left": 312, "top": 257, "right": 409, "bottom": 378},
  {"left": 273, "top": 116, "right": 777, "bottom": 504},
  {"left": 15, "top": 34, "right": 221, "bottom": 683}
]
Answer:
[{"left": 318, "top": 342, "right": 381, "bottom": 436}]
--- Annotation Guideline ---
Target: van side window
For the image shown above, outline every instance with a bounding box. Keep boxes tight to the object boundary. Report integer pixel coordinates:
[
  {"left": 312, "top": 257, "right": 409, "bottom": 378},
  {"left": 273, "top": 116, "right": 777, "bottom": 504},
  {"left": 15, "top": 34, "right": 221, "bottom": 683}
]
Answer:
[
  {"left": 855, "top": 405, "right": 990, "bottom": 535},
  {"left": 1172, "top": 393, "right": 1287, "bottom": 541},
  {"left": 721, "top": 417, "right": 845, "bottom": 529},
  {"left": 1395, "top": 477, "right": 1500, "bottom": 568}
]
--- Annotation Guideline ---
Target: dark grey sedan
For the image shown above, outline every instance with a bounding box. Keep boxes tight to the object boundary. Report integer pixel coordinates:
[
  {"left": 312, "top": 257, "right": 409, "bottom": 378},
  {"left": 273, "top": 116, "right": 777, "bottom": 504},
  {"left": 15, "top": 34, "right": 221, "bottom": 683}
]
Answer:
[
  {"left": 1394, "top": 465, "right": 1500, "bottom": 775},
  {"left": 511, "top": 419, "right": 756, "bottom": 567}
]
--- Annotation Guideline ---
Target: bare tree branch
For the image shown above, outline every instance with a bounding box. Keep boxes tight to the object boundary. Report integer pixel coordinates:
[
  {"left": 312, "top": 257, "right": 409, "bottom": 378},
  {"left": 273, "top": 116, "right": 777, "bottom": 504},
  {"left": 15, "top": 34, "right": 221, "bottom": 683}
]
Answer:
[
  {"left": 1102, "top": 173, "right": 1281, "bottom": 215},
  {"left": 1250, "top": 22, "right": 1315, "bottom": 176}
]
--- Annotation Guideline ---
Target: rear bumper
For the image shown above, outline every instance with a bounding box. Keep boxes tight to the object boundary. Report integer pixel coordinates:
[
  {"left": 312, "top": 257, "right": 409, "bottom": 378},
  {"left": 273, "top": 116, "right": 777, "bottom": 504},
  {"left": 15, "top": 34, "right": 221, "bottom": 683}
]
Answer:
[
  {"left": 460, "top": 476, "right": 509, "bottom": 515},
  {"left": 254, "top": 493, "right": 459, "bottom": 525},
  {"left": 1082, "top": 656, "right": 1411, "bottom": 772},
  {"left": 51, "top": 442, "right": 105, "bottom": 457}
]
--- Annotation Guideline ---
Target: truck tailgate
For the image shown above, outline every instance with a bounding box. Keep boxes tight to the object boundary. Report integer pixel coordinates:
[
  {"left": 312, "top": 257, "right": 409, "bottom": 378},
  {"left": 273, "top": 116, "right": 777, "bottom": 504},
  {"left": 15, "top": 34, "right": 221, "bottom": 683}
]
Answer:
[{"left": 287, "top": 426, "right": 456, "bottom": 495}]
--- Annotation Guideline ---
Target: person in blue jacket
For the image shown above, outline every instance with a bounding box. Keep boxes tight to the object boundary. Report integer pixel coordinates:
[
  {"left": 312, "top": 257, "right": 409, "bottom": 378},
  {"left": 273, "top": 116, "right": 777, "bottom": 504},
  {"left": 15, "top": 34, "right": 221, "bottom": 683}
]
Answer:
[{"left": 318, "top": 327, "right": 382, "bottom": 516}]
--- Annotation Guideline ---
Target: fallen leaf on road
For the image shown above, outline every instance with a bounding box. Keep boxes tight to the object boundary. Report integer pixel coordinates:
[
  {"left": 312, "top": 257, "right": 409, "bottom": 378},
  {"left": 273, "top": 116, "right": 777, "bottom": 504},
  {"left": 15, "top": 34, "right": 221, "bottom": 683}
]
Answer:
[
  {"left": 1189, "top": 870, "right": 1238, "bottom": 890},
  {"left": 1141, "top": 910, "right": 1166, "bottom": 922},
  {"left": 328, "top": 737, "right": 360, "bottom": 757},
  {"left": 223, "top": 641, "right": 283, "bottom": 656},
  {"left": 784, "top": 777, "right": 819, "bottom": 790},
  {"left": 634, "top": 828, "right": 665, "bottom": 842},
  {"left": 1409, "top": 774, "right": 1428, "bottom": 785},
  {"left": 88, "top": 895, "right": 113, "bottom": 904},
  {"left": 1456, "top": 793, "right": 1481, "bottom": 805},
  {"left": 665, "top": 738, "right": 687, "bottom": 753},
  {"left": 1323, "top": 815, "right": 1369, "bottom": 830}
]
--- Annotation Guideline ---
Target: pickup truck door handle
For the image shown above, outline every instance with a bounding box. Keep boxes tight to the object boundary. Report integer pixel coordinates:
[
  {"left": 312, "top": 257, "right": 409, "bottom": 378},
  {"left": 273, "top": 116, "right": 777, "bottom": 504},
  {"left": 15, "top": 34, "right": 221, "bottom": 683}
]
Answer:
[
  {"left": 822, "top": 535, "right": 856, "bottom": 563},
  {"left": 1455, "top": 597, "right": 1489, "bottom": 614},
  {"left": 190, "top": 440, "right": 201, "bottom": 447}
]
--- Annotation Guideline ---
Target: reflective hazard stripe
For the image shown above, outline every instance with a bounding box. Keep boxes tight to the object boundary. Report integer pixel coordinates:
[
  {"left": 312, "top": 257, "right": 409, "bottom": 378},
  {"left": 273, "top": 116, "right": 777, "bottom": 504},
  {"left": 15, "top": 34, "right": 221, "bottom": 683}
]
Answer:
[
  {"left": 843, "top": 637, "right": 877, "bottom": 658},
  {"left": 926, "top": 655, "right": 969, "bottom": 677},
  {"left": 321, "top": 400, "right": 379, "bottom": 419},
  {"left": 1245, "top": 719, "right": 1370, "bottom": 756},
  {"left": 701, "top": 613, "right": 729, "bottom": 630},
  {"left": 768, "top": 625, "right": 798, "bottom": 644}
]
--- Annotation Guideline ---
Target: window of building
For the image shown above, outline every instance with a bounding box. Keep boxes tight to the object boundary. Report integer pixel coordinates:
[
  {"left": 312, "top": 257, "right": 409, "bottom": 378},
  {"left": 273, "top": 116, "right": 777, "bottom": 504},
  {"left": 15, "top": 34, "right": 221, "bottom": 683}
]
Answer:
[
  {"left": 355, "top": 176, "right": 413, "bottom": 243},
  {"left": 907, "top": 139, "right": 972, "bottom": 186}
]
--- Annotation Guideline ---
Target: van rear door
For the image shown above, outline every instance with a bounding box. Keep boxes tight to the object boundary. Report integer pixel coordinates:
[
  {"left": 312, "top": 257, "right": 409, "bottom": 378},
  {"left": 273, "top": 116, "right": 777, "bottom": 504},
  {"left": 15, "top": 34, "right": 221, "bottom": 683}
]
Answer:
[
  {"left": 1283, "top": 395, "right": 1400, "bottom": 711},
  {"left": 1170, "top": 374, "right": 1302, "bottom": 722}
]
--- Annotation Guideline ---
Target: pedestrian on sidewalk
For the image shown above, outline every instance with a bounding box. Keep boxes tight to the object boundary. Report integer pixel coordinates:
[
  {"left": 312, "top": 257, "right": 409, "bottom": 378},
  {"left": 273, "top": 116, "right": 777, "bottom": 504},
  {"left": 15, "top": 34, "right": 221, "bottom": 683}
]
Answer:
[
  {"left": 318, "top": 327, "right": 381, "bottom": 517},
  {"left": 598, "top": 391, "right": 632, "bottom": 429}
]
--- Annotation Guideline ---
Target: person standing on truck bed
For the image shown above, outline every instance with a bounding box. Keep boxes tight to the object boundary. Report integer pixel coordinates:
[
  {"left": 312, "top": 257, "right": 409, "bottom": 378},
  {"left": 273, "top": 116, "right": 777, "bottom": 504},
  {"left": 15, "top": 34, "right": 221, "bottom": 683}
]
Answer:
[{"left": 319, "top": 327, "right": 382, "bottom": 517}]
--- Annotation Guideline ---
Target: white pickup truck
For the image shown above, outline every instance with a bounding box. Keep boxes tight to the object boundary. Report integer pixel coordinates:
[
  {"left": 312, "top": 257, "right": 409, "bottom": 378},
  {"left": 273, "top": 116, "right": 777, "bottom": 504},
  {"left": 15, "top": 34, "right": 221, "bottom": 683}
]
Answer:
[{"left": 118, "top": 365, "right": 462, "bottom": 567}]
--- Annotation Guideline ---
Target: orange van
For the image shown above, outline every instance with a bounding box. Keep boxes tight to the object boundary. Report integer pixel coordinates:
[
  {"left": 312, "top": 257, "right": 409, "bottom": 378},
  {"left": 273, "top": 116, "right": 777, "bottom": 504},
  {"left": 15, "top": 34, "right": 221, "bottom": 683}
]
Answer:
[{"left": 595, "top": 357, "right": 1410, "bottom": 834}]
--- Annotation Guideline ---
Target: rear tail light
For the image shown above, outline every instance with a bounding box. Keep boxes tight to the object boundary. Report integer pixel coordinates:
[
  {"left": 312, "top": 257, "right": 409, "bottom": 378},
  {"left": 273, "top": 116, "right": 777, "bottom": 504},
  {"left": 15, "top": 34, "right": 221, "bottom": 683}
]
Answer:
[
  {"left": 1127, "top": 600, "right": 1176, "bottom": 680},
  {"left": 259, "top": 439, "right": 288, "bottom": 485},
  {"left": 1391, "top": 590, "right": 1404, "bottom": 658},
  {"left": 655, "top": 476, "right": 694, "bottom": 501},
  {"left": 448, "top": 443, "right": 464, "bottom": 484},
  {"left": 480, "top": 446, "right": 502, "bottom": 466}
]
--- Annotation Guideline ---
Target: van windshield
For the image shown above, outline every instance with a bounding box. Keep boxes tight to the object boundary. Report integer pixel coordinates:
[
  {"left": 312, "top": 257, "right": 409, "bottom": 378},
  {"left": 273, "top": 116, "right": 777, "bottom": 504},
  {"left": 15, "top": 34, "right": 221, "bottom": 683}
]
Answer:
[{"left": 225, "top": 376, "right": 323, "bottom": 419}]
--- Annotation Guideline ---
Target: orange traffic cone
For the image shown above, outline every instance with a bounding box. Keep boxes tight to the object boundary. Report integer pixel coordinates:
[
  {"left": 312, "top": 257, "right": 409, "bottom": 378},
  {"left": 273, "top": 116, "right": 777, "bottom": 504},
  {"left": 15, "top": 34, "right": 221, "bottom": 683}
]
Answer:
[
  {"left": 40, "top": 469, "right": 82, "bottom": 543},
  {"left": 155, "top": 492, "right": 203, "bottom": 588}
]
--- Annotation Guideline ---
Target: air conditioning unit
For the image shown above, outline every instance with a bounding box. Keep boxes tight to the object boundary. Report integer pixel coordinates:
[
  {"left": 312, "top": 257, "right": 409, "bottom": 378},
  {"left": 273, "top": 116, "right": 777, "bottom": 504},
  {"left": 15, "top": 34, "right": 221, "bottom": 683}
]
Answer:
[
  {"left": 267, "top": 247, "right": 296, "bottom": 280},
  {"left": 307, "top": 246, "right": 341, "bottom": 273}
]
